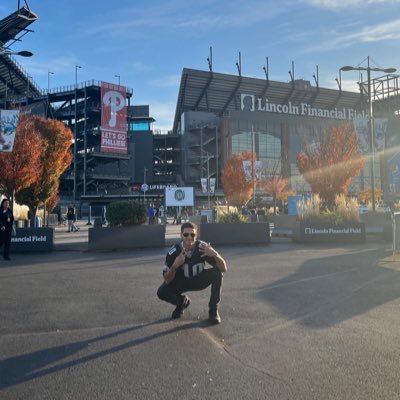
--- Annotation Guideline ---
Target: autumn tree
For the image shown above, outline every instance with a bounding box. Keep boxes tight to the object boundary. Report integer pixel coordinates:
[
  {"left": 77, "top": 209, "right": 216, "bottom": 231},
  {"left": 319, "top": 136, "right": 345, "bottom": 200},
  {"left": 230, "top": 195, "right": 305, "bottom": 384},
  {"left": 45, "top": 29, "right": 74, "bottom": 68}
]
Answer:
[
  {"left": 259, "top": 161, "right": 287, "bottom": 215},
  {"left": 296, "top": 124, "right": 365, "bottom": 207},
  {"left": 356, "top": 187, "right": 382, "bottom": 205},
  {"left": 16, "top": 116, "right": 73, "bottom": 223},
  {"left": 221, "top": 150, "right": 256, "bottom": 208},
  {"left": 0, "top": 114, "right": 42, "bottom": 204}
]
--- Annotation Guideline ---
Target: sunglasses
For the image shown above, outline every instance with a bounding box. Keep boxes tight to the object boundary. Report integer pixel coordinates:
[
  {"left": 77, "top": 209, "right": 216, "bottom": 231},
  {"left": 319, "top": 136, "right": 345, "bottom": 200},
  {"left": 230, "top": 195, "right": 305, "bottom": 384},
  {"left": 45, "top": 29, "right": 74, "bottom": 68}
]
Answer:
[{"left": 183, "top": 233, "right": 196, "bottom": 238}]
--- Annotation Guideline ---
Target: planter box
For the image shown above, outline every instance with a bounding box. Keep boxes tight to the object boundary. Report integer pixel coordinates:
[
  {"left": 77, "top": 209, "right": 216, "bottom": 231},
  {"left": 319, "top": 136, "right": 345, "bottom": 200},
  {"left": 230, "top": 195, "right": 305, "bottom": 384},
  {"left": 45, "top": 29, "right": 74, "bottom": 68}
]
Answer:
[
  {"left": 11, "top": 227, "right": 54, "bottom": 252},
  {"left": 199, "top": 223, "right": 270, "bottom": 246},
  {"left": 294, "top": 221, "right": 366, "bottom": 243},
  {"left": 88, "top": 224, "right": 166, "bottom": 251}
]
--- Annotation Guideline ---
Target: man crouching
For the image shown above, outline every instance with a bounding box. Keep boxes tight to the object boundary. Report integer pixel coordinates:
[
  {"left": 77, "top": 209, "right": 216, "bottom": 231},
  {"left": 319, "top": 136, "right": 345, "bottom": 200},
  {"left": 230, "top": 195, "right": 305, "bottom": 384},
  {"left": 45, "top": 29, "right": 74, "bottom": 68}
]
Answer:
[{"left": 157, "top": 221, "right": 227, "bottom": 324}]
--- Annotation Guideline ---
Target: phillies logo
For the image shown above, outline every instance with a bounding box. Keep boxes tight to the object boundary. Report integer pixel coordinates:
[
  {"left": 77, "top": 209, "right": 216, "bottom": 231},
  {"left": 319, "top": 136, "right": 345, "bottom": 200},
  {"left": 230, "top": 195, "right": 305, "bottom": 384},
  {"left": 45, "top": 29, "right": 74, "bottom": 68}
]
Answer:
[{"left": 102, "top": 90, "right": 125, "bottom": 128}]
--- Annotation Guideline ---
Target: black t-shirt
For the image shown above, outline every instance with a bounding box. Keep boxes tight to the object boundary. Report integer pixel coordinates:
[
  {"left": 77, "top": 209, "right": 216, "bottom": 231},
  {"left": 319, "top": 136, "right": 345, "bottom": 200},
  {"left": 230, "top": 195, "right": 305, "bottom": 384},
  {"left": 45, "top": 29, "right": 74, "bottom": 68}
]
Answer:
[{"left": 163, "top": 240, "right": 216, "bottom": 278}]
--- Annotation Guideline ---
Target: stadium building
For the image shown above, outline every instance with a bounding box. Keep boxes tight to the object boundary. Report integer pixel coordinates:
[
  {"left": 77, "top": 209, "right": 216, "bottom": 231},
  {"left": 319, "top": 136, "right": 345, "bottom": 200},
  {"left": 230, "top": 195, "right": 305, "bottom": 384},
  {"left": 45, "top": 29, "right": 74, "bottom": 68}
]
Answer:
[{"left": 173, "top": 67, "right": 400, "bottom": 200}]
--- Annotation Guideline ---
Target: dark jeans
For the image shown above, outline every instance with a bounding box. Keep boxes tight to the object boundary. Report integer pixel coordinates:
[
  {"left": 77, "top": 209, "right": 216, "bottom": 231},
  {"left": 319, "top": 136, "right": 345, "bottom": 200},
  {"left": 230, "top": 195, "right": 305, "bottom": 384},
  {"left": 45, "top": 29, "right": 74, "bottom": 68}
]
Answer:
[
  {"left": 0, "top": 230, "right": 11, "bottom": 258},
  {"left": 157, "top": 267, "right": 223, "bottom": 310}
]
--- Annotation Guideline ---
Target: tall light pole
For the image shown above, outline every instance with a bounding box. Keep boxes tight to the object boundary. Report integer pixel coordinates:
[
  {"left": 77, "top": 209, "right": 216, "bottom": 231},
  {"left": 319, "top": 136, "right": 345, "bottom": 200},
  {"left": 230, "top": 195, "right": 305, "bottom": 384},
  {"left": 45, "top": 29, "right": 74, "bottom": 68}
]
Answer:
[
  {"left": 143, "top": 167, "right": 147, "bottom": 202},
  {"left": 251, "top": 126, "right": 256, "bottom": 207},
  {"left": 114, "top": 74, "right": 120, "bottom": 85},
  {"left": 74, "top": 64, "right": 82, "bottom": 203},
  {"left": 341, "top": 58, "right": 396, "bottom": 212},
  {"left": 47, "top": 71, "right": 54, "bottom": 92}
]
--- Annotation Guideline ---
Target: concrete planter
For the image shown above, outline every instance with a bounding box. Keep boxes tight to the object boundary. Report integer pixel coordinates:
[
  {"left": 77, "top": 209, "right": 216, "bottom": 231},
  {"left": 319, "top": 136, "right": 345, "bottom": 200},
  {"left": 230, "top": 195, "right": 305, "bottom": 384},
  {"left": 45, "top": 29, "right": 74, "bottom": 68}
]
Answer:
[
  {"left": 11, "top": 227, "right": 54, "bottom": 252},
  {"left": 199, "top": 223, "right": 270, "bottom": 246},
  {"left": 294, "top": 221, "right": 366, "bottom": 243},
  {"left": 88, "top": 224, "right": 166, "bottom": 251}
]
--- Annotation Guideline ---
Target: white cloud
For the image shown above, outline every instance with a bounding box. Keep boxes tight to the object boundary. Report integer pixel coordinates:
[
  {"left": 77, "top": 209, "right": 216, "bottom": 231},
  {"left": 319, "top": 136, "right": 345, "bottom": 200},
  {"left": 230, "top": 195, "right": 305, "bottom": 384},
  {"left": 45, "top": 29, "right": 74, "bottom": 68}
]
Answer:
[
  {"left": 297, "top": 18, "right": 400, "bottom": 53},
  {"left": 86, "top": 0, "right": 289, "bottom": 37},
  {"left": 303, "top": 0, "right": 400, "bottom": 10},
  {"left": 145, "top": 100, "right": 176, "bottom": 132},
  {"left": 149, "top": 75, "right": 181, "bottom": 88},
  {"left": 21, "top": 55, "right": 79, "bottom": 76}
]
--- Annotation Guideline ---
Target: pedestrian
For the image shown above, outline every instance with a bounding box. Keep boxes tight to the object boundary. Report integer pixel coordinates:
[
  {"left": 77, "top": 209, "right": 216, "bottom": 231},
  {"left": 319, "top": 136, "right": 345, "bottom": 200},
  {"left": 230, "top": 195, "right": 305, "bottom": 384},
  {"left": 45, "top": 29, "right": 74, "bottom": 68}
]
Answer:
[
  {"left": 0, "top": 198, "right": 14, "bottom": 260},
  {"left": 159, "top": 205, "right": 165, "bottom": 224},
  {"left": 66, "top": 203, "right": 79, "bottom": 232},
  {"left": 147, "top": 203, "right": 156, "bottom": 224},
  {"left": 172, "top": 207, "right": 178, "bottom": 225},
  {"left": 157, "top": 221, "right": 227, "bottom": 324}
]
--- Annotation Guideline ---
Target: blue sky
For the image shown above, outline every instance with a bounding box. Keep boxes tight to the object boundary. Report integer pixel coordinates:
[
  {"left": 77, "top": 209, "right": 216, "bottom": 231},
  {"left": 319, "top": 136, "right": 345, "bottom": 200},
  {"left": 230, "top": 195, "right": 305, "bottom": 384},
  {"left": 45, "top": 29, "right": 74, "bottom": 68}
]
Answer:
[{"left": 1, "top": 0, "right": 400, "bottom": 131}]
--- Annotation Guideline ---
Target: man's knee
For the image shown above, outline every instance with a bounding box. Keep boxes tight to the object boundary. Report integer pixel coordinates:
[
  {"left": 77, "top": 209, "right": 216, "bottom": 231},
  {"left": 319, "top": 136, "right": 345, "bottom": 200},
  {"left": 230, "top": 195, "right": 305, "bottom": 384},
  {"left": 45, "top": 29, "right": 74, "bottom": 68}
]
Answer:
[
  {"left": 157, "top": 285, "right": 167, "bottom": 300},
  {"left": 210, "top": 267, "right": 223, "bottom": 282}
]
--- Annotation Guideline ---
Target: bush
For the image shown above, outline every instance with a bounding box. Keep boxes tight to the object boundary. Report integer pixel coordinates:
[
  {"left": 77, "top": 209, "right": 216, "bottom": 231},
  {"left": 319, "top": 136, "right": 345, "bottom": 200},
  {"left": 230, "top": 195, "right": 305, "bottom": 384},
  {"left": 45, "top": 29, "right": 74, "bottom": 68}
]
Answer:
[
  {"left": 106, "top": 201, "right": 147, "bottom": 227},
  {"left": 297, "top": 193, "right": 360, "bottom": 225},
  {"left": 217, "top": 212, "right": 248, "bottom": 224}
]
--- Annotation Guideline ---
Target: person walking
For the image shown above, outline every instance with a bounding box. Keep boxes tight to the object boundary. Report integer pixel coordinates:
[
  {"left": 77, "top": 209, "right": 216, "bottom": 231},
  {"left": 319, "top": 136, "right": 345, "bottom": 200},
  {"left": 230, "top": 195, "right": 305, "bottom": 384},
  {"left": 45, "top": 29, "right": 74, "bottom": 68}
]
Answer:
[
  {"left": 66, "top": 203, "right": 79, "bottom": 232},
  {"left": 0, "top": 198, "right": 14, "bottom": 260},
  {"left": 157, "top": 221, "right": 227, "bottom": 324}
]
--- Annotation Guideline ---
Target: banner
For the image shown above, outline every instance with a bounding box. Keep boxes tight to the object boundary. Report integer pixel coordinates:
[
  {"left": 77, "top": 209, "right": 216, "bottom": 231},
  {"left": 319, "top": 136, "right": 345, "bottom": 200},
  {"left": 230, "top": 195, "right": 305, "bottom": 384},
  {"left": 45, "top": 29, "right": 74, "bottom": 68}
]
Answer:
[
  {"left": 165, "top": 187, "right": 194, "bottom": 206},
  {"left": 209, "top": 178, "right": 216, "bottom": 194},
  {"left": 353, "top": 116, "right": 388, "bottom": 153},
  {"left": 201, "top": 178, "right": 208, "bottom": 193},
  {"left": 255, "top": 161, "right": 263, "bottom": 180},
  {"left": 100, "top": 82, "right": 127, "bottom": 154},
  {"left": 374, "top": 118, "right": 388, "bottom": 152},
  {"left": 0, "top": 110, "right": 19, "bottom": 152},
  {"left": 353, "top": 116, "right": 369, "bottom": 154},
  {"left": 243, "top": 160, "right": 263, "bottom": 181},
  {"left": 243, "top": 160, "right": 252, "bottom": 181}
]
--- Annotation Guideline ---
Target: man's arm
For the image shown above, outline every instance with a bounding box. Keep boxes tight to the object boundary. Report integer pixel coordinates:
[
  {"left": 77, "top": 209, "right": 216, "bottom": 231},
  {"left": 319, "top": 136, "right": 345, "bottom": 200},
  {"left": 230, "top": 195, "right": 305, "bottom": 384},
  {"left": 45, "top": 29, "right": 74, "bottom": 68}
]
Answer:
[
  {"left": 199, "top": 242, "right": 227, "bottom": 272},
  {"left": 163, "top": 247, "right": 187, "bottom": 284}
]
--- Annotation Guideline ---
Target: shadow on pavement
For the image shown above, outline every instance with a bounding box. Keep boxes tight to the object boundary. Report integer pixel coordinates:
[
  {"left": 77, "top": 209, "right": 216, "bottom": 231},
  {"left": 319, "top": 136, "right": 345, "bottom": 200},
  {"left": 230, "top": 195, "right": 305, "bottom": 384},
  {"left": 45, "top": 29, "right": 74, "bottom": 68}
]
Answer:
[
  {"left": 258, "top": 246, "right": 400, "bottom": 329},
  {"left": 0, "top": 318, "right": 211, "bottom": 390}
]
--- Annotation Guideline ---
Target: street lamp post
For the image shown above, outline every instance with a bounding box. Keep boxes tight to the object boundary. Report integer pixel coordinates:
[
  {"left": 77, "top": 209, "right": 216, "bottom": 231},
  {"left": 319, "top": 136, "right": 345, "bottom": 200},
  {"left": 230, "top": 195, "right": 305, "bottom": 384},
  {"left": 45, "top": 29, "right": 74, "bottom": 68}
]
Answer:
[
  {"left": 47, "top": 71, "right": 54, "bottom": 92},
  {"left": 143, "top": 167, "right": 147, "bottom": 202},
  {"left": 0, "top": 49, "right": 33, "bottom": 57},
  {"left": 74, "top": 64, "right": 82, "bottom": 203},
  {"left": 341, "top": 57, "right": 396, "bottom": 212},
  {"left": 114, "top": 74, "right": 120, "bottom": 85}
]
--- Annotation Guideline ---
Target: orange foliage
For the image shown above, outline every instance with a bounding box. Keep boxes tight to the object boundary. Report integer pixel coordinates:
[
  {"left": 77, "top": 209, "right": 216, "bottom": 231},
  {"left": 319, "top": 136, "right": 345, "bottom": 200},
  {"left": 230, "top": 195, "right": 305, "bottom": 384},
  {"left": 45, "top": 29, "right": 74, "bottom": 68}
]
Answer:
[
  {"left": 296, "top": 124, "right": 365, "bottom": 206},
  {"left": 0, "top": 114, "right": 42, "bottom": 200},
  {"left": 15, "top": 116, "right": 73, "bottom": 213},
  {"left": 259, "top": 176, "right": 287, "bottom": 198},
  {"left": 221, "top": 150, "right": 255, "bottom": 207}
]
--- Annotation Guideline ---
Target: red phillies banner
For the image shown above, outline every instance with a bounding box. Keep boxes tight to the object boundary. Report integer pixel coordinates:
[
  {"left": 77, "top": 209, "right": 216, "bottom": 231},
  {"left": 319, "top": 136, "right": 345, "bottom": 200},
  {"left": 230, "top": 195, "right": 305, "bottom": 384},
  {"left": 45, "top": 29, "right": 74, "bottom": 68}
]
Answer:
[{"left": 100, "top": 82, "right": 127, "bottom": 154}]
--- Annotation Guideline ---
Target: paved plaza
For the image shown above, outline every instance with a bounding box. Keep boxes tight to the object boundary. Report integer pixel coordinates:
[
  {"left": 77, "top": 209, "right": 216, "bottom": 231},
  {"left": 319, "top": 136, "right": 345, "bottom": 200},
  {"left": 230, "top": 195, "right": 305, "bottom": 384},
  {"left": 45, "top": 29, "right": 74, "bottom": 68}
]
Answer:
[{"left": 1, "top": 224, "right": 400, "bottom": 399}]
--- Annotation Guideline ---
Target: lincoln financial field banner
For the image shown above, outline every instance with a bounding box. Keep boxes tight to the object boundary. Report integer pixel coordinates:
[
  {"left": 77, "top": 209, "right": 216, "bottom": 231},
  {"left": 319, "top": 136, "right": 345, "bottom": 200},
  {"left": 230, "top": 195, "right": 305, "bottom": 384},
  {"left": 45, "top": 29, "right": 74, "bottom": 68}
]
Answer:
[{"left": 100, "top": 82, "right": 127, "bottom": 154}]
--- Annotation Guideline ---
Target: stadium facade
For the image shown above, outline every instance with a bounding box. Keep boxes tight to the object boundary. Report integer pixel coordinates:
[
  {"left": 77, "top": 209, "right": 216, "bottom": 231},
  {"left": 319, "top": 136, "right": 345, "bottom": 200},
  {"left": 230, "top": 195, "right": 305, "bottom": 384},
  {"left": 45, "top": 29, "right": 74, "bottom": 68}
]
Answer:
[{"left": 173, "top": 68, "right": 400, "bottom": 199}]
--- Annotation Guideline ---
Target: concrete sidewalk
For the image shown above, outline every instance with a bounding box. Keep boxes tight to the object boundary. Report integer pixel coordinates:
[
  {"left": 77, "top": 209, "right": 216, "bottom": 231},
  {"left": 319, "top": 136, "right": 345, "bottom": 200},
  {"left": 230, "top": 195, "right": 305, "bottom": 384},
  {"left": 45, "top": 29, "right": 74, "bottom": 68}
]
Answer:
[{"left": 53, "top": 220, "right": 183, "bottom": 251}]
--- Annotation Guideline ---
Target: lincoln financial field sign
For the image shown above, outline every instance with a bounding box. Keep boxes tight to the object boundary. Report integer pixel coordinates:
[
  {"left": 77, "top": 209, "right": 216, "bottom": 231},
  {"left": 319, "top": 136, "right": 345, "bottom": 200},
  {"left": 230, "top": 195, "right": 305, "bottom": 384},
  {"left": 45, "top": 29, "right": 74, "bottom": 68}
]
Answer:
[
  {"left": 241, "top": 93, "right": 367, "bottom": 120},
  {"left": 298, "top": 222, "right": 366, "bottom": 243}
]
